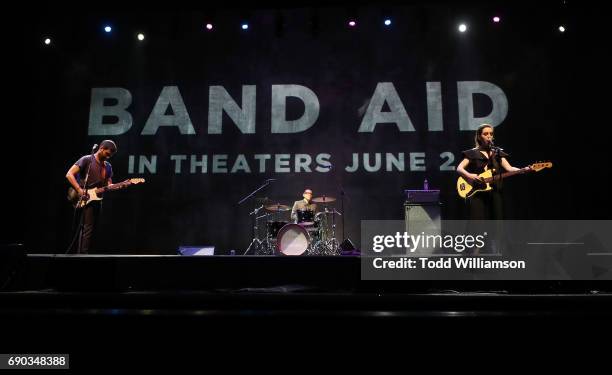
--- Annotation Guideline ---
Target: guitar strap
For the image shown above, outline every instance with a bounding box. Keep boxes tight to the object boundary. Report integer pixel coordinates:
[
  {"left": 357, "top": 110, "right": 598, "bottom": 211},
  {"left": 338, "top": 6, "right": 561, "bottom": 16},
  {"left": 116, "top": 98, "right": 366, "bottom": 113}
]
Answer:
[{"left": 103, "top": 161, "right": 112, "bottom": 182}]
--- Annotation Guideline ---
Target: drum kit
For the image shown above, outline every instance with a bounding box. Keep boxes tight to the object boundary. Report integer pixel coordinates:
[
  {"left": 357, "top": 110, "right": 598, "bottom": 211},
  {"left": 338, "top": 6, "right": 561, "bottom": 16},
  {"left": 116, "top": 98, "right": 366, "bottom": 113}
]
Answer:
[{"left": 246, "top": 196, "right": 342, "bottom": 256}]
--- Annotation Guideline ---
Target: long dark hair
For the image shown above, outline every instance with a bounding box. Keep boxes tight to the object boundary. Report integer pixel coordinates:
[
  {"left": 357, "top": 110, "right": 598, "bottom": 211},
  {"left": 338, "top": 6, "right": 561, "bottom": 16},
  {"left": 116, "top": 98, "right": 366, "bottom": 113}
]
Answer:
[{"left": 474, "top": 124, "right": 493, "bottom": 148}]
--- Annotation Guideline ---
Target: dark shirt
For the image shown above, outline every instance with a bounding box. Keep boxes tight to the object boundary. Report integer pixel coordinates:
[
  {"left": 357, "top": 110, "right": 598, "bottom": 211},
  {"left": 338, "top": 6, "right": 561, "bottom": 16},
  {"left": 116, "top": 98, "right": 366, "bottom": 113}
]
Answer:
[
  {"left": 291, "top": 200, "right": 317, "bottom": 222},
  {"left": 461, "top": 147, "right": 509, "bottom": 190},
  {"left": 74, "top": 155, "right": 113, "bottom": 189}
]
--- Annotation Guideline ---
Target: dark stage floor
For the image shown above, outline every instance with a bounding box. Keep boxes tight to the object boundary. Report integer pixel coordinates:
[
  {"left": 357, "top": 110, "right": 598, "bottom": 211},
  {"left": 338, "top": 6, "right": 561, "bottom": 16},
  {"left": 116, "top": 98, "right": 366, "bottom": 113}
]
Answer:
[
  {"left": 2, "top": 254, "right": 612, "bottom": 368},
  {"left": 3, "top": 254, "right": 612, "bottom": 313}
]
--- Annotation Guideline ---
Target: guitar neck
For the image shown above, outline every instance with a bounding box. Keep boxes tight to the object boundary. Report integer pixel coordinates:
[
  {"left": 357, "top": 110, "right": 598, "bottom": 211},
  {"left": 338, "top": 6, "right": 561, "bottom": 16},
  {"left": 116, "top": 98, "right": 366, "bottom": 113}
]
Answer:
[
  {"left": 483, "top": 169, "right": 521, "bottom": 182},
  {"left": 96, "top": 181, "right": 130, "bottom": 193}
]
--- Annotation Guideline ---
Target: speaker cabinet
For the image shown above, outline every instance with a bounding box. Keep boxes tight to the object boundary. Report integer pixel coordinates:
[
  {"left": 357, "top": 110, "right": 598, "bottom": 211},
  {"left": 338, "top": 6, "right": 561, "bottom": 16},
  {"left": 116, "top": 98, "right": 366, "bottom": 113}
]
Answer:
[{"left": 404, "top": 203, "right": 441, "bottom": 255}]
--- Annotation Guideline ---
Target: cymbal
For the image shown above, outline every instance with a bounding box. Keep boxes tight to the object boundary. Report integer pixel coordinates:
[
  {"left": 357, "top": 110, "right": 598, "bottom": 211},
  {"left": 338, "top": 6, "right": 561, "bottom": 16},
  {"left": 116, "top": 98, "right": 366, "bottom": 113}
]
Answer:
[
  {"left": 265, "top": 203, "right": 290, "bottom": 212},
  {"left": 312, "top": 196, "right": 336, "bottom": 203}
]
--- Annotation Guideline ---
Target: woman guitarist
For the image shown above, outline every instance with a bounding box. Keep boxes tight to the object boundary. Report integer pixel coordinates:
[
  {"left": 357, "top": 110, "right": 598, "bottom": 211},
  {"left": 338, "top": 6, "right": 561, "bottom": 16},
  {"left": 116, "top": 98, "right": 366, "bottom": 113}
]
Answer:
[{"left": 456, "top": 124, "right": 529, "bottom": 220}]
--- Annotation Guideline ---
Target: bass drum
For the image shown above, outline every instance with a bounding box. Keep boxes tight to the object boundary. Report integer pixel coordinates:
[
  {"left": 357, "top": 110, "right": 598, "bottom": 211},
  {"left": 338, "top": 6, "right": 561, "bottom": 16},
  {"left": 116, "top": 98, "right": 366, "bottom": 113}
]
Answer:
[
  {"left": 276, "top": 223, "right": 311, "bottom": 256},
  {"left": 266, "top": 220, "right": 288, "bottom": 239}
]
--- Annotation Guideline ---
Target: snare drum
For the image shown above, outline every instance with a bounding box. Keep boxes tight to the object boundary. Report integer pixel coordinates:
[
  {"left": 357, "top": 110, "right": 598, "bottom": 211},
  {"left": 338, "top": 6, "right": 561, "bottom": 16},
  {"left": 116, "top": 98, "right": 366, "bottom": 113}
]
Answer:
[
  {"left": 276, "top": 223, "right": 311, "bottom": 255},
  {"left": 296, "top": 209, "right": 315, "bottom": 226}
]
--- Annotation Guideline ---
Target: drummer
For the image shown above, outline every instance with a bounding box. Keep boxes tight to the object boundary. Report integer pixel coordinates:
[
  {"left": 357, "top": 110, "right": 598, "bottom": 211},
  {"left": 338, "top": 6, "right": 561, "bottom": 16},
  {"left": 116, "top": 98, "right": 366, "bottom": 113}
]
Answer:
[{"left": 291, "top": 188, "right": 318, "bottom": 223}]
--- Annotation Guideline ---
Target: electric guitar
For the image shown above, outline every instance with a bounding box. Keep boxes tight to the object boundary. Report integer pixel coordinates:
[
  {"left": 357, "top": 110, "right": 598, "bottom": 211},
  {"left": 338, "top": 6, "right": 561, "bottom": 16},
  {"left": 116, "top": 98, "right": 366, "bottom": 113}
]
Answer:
[
  {"left": 67, "top": 178, "right": 145, "bottom": 208},
  {"left": 456, "top": 162, "right": 552, "bottom": 199}
]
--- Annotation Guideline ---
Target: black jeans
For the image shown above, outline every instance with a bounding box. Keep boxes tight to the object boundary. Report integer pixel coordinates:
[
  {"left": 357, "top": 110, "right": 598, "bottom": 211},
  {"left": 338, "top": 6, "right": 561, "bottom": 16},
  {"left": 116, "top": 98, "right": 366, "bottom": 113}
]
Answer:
[
  {"left": 466, "top": 190, "right": 503, "bottom": 220},
  {"left": 76, "top": 202, "right": 101, "bottom": 254},
  {"left": 465, "top": 190, "right": 504, "bottom": 254}
]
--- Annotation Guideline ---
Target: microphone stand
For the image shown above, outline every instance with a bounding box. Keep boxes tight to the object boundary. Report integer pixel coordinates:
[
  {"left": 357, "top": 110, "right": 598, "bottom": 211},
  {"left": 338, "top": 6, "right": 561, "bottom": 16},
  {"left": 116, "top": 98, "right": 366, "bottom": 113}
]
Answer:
[
  {"left": 238, "top": 179, "right": 272, "bottom": 205},
  {"left": 239, "top": 179, "right": 274, "bottom": 255},
  {"left": 490, "top": 144, "right": 505, "bottom": 253},
  {"left": 340, "top": 189, "right": 345, "bottom": 241},
  {"left": 339, "top": 186, "right": 351, "bottom": 242},
  {"left": 491, "top": 145, "right": 504, "bottom": 188}
]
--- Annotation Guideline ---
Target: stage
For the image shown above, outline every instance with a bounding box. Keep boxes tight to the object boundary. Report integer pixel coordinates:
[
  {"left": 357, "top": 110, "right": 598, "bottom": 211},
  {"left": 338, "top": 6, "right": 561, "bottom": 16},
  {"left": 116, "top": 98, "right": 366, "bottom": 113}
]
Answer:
[
  {"left": 3, "top": 254, "right": 611, "bottom": 314},
  {"left": 2, "top": 253, "right": 611, "bottom": 366}
]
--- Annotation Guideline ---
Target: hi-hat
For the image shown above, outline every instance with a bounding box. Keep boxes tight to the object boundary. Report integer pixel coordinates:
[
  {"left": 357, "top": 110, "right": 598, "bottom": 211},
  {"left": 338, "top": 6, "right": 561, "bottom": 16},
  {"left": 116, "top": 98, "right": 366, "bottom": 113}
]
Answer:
[{"left": 312, "top": 196, "right": 336, "bottom": 203}]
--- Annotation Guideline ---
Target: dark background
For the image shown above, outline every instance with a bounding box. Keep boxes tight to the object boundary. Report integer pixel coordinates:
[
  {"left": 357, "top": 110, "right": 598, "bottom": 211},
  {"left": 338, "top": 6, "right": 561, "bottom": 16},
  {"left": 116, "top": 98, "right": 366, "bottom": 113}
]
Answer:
[{"left": 4, "top": 1, "right": 608, "bottom": 255}]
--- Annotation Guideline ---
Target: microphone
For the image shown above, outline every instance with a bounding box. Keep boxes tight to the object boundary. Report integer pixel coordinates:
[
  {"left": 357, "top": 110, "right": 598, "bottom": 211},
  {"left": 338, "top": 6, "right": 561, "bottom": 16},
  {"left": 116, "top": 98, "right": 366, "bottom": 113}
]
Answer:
[
  {"left": 489, "top": 140, "right": 503, "bottom": 151},
  {"left": 266, "top": 178, "right": 276, "bottom": 181},
  {"left": 92, "top": 144, "right": 98, "bottom": 152}
]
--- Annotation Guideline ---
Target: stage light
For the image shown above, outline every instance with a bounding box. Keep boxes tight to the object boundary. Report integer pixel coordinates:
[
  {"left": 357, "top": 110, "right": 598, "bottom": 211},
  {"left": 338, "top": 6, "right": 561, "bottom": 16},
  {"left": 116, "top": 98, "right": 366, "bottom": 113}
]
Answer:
[
  {"left": 348, "top": 20, "right": 356, "bottom": 27},
  {"left": 241, "top": 23, "right": 249, "bottom": 30},
  {"left": 458, "top": 23, "right": 467, "bottom": 32},
  {"left": 384, "top": 19, "right": 392, "bottom": 26},
  {"left": 206, "top": 23, "right": 213, "bottom": 30},
  {"left": 44, "top": 38, "right": 51, "bottom": 45},
  {"left": 558, "top": 25, "right": 566, "bottom": 32},
  {"left": 493, "top": 16, "right": 500, "bottom": 23},
  {"left": 104, "top": 25, "right": 112, "bottom": 33},
  {"left": 137, "top": 33, "right": 145, "bottom": 41}
]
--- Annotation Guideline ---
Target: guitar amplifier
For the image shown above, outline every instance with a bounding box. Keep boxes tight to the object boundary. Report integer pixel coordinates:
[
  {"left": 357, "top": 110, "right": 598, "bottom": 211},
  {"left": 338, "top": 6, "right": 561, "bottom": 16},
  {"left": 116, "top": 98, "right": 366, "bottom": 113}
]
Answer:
[
  {"left": 404, "top": 189, "right": 440, "bottom": 203},
  {"left": 404, "top": 204, "right": 441, "bottom": 255},
  {"left": 404, "top": 191, "right": 441, "bottom": 254},
  {"left": 403, "top": 190, "right": 441, "bottom": 227},
  {"left": 405, "top": 204, "right": 441, "bottom": 232}
]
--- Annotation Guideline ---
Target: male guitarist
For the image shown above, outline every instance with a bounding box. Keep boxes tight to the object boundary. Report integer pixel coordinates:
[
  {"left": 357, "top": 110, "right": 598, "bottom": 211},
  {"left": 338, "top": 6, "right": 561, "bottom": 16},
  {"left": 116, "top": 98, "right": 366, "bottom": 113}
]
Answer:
[
  {"left": 456, "top": 124, "right": 529, "bottom": 220},
  {"left": 65, "top": 140, "right": 117, "bottom": 254}
]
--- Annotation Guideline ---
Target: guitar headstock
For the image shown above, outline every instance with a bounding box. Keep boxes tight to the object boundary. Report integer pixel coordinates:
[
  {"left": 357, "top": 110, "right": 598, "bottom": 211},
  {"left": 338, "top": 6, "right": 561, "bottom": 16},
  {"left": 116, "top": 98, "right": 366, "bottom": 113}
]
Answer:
[
  {"left": 528, "top": 161, "right": 553, "bottom": 172},
  {"left": 127, "top": 178, "right": 145, "bottom": 185}
]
